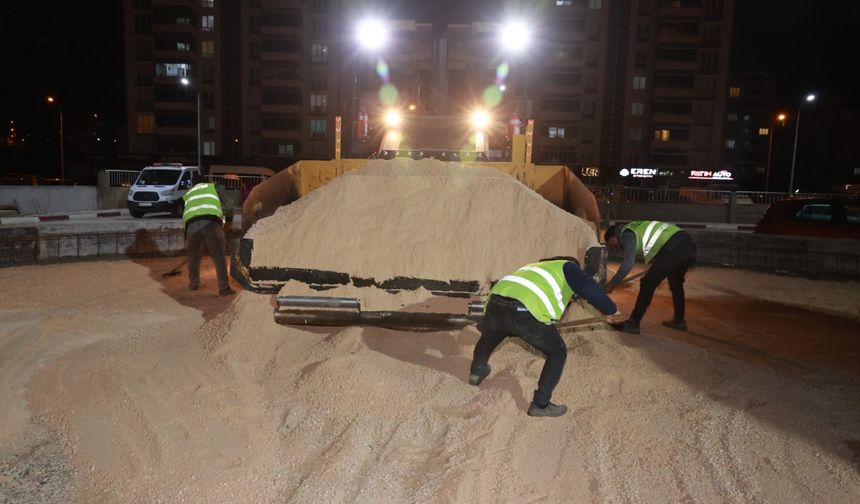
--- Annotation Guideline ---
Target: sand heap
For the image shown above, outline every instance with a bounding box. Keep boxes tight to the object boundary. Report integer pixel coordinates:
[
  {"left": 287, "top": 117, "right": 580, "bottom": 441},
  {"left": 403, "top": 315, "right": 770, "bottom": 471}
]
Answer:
[{"left": 247, "top": 159, "right": 599, "bottom": 289}]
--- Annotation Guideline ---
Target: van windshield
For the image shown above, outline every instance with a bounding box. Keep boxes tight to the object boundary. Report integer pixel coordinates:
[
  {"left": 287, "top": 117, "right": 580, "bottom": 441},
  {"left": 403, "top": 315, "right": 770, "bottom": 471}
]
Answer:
[{"left": 135, "top": 169, "right": 181, "bottom": 186}]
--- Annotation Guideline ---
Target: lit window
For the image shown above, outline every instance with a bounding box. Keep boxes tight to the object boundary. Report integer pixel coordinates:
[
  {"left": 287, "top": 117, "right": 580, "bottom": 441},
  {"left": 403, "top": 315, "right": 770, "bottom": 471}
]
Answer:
[
  {"left": 725, "top": 139, "right": 735, "bottom": 149},
  {"left": 555, "top": 0, "right": 572, "bottom": 5},
  {"left": 758, "top": 127, "right": 769, "bottom": 136},
  {"left": 548, "top": 127, "right": 565, "bottom": 138},
  {"left": 203, "top": 141, "right": 215, "bottom": 156},
  {"left": 654, "top": 129, "right": 670, "bottom": 141},
  {"left": 729, "top": 86, "right": 740, "bottom": 97},
  {"left": 176, "top": 17, "right": 191, "bottom": 25},
  {"left": 727, "top": 112, "right": 738, "bottom": 122},
  {"left": 202, "top": 15, "right": 214, "bottom": 32},
  {"left": 278, "top": 144, "right": 294, "bottom": 156},
  {"left": 629, "top": 128, "right": 642, "bottom": 141},
  {"left": 310, "top": 94, "right": 327, "bottom": 113},
  {"left": 311, "top": 44, "right": 329, "bottom": 63},
  {"left": 589, "top": 0, "right": 602, "bottom": 8},
  {"left": 310, "top": 119, "right": 328, "bottom": 138},
  {"left": 177, "top": 42, "right": 191, "bottom": 51},
  {"left": 136, "top": 113, "right": 154, "bottom": 134},
  {"left": 631, "top": 102, "right": 644, "bottom": 116},
  {"left": 202, "top": 41, "right": 214, "bottom": 57},
  {"left": 633, "top": 76, "right": 646, "bottom": 90},
  {"left": 202, "top": 0, "right": 214, "bottom": 7},
  {"left": 155, "top": 63, "right": 191, "bottom": 77}
]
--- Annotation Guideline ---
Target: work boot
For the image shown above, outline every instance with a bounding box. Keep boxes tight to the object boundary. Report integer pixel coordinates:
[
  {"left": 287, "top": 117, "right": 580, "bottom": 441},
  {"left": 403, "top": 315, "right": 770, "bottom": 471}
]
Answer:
[
  {"left": 621, "top": 319, "right": 640, "bottom": 334},
  {"left": 527, "top": 401, "right": 568, "bottom": 417},
  {"left": 219, "top": 287, "right": 236, "bottom": 296},
  {"left": 469, "top": 364, "right": 490, "bottom": 386},
  {"left": 662, "top": 319, "right": 688, "bottom": 331}
]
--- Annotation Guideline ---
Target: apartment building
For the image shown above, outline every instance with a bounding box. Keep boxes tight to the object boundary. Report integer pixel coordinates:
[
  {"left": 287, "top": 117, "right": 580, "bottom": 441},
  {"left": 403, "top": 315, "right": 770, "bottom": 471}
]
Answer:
[
  {"left": 721, "top": 71, "right": 778, "bottom": 189},
  {"left": 123, "top": 0, "right": 734, "bottom": 183},
  {"left": 123, "top": 0, "right": 341, "bottom": 163}
]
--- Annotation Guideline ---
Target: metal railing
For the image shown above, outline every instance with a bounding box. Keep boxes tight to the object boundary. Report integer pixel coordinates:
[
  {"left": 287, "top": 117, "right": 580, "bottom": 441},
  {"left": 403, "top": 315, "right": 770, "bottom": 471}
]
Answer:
[
  {"left": 105, "top": 170, "right": 141, "bottom": 187},
  {"left": 587, "top": 186, "right": 855, "bottom": 205},
  {"left": 205, "top": 174, "right": 269, "bottom": 191}
]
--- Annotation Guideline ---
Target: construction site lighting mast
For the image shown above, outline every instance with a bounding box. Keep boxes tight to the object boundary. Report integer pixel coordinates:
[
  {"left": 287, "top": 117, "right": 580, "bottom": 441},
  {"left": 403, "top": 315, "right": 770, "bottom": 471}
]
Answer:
[
  {"left": 499, "top": 21, "right": 533, "bottom": 119},
  {"left": 353, "top": 18, "right": 390, "bottom": 153}
]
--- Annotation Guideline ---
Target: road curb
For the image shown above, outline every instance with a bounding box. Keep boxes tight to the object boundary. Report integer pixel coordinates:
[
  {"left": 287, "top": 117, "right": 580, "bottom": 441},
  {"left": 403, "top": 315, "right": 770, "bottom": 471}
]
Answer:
[{"left": 0, "top": 209, "right": 129, "bottom": 226}]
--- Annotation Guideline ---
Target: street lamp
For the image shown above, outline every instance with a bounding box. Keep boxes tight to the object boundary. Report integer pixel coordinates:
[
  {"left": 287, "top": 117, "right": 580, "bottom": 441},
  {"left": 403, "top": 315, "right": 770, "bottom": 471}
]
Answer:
[
  {"left": 764, "top": 112, "right": 787, "bottom": 191},
  {"left": 788, "top": 93, "right": 816, "bottom": 193},
  {"left": 46, "top": 96, "right": 64, "bottom": 180},
  {"left": 180, "top": 77, "right": 202, "bottom": 168}
]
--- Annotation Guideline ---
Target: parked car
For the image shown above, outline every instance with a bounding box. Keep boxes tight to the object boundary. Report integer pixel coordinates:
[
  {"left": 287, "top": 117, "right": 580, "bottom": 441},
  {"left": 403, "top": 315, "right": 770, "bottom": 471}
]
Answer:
[
  {"left": 754, "top": 197, "right": 860, "bottom": 239},
  {"left": 127, "top": 164, "right": 200, "bottom": 218}
]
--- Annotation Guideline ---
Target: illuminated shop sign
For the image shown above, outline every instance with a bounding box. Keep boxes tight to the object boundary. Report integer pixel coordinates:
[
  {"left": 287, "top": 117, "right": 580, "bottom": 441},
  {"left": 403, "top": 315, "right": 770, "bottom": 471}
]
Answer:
[
  {"left": 619, "top": 167, "right": 657, "bottom": 178},
  {"left": 688, "top": 170, "right": 733, "bottom": 180},
  {"left": 581, "top": 166, "right": 600, "bottom": 177}
]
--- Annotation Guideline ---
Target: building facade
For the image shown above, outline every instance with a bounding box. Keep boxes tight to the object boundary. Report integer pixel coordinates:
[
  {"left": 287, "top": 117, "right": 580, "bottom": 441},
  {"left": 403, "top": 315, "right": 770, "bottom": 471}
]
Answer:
[
  {"left": 123, "top": 0, "right": 734, "bottom": 184},
  {"left": 720, "top": 71, "right": 778, "bottom": 190}
]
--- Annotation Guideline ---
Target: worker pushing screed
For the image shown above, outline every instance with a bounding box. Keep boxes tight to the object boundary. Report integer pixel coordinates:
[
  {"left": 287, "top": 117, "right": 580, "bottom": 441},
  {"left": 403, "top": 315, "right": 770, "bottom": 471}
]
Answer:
[
  {"left": 603, "top": 220, "right": 697, "bottom": 334},
  {"left": 469, "top": 257, "right": 622, "bottom": 417}
]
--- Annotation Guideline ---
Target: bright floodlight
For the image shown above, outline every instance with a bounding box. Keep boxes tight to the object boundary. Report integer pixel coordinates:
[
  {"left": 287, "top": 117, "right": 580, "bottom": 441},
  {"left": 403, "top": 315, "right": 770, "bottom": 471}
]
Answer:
[
  {"left": 499, "top": 84, "right": 507, "bottom": 91},
  {"left": 805, "top": 94, "right": 816, "bottom": 102},
  {"left": 500, "top": 21, "right": 531, "bottom": 53},
  {"left": 471, "top": 110, "right": 490, "bottom": 130},
  {"left": 356, "top": 18, "right": 389, "bottom": 52},
  {"left": 180, "top": 77, "right": 190, "bottom": 86},
  {"left": 384, "top": 110, "right": 401, "bottom": 128}
]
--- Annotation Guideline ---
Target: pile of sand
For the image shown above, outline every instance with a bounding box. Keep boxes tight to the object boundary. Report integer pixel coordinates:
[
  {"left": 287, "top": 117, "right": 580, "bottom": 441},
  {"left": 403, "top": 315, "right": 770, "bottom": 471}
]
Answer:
[{"left": 247, "top": 159, "right": 599, "bottom": 287}]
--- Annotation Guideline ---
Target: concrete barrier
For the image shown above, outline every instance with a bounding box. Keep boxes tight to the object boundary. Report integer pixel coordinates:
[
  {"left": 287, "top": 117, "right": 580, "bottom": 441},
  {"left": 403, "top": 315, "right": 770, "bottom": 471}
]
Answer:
[
  {"left": 685, "top": 229, "right": 860, "bottom": 277},
  {"left": 0, "top": 186, "right": 98, "bottom": 215}
]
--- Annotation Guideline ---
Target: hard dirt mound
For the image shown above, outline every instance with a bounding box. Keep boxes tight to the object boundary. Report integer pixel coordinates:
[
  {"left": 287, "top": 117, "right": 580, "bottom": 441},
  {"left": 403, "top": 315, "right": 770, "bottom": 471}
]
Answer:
[{"left": 246, "top": 159, "right": 599, "bottom": 286}]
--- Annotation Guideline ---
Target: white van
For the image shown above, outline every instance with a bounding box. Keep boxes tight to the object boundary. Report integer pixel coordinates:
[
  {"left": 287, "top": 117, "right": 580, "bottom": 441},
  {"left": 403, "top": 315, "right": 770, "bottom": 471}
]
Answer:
[{"left": 127, "top": 164, "right": 201, "bottom": 218}]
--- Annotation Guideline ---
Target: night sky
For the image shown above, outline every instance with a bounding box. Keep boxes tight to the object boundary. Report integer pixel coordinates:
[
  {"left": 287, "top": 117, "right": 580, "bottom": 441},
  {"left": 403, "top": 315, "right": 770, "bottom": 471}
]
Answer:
[{"left": 0, "top": 0, "right": 857, "bottom": 176}]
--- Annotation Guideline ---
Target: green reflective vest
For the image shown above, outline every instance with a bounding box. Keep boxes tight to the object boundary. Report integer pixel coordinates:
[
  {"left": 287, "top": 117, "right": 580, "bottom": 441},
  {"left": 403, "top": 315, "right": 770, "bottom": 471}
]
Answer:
[
  {"left": 182, "top": 183, "right": 224, "bottom": 224},
  {"left": 488, "top": 260, "right": 576, "bottom": 324},
  {"left": 622, "top": 220, "right": 681, "bottom": 263}
]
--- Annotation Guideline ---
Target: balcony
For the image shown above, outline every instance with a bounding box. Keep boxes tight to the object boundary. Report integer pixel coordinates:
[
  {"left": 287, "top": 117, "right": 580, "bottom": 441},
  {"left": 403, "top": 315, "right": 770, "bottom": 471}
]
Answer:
[
  {"left": 652, "top": 86, "right": 696, "bottom": 98},
  {"left": 654, "top": 59, "right": 697, "bottom": 72},
  {"left": 651, "top": 113, "right": 693, "bottom": 124},
  {"left": 260, "top": 129, "right": 302, "bottom": 140}
]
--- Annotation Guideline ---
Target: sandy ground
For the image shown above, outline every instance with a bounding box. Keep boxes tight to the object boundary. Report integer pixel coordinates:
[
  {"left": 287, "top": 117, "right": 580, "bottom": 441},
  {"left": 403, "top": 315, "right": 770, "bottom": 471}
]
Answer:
[{"left": 1, "top": 258, "right": 859, "bottom": 503}]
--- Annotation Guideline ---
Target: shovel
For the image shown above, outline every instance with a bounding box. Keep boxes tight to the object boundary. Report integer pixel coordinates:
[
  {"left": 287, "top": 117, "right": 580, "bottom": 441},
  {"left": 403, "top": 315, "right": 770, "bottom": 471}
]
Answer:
[{"left": 162, "top": 259, "right": 187, "bottom": 278}]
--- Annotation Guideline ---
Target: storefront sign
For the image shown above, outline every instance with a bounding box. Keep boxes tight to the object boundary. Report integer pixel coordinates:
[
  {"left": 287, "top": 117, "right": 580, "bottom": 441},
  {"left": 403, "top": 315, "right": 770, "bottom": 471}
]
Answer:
[
  {"left": 688, "top": 170, "right": 733, "bottom": 181},
  {"left": 581, "top": 166, "right": 600, "bottom": 177},
  {"left": 620, "top": 167, "right": 657, "bottom": 178}
]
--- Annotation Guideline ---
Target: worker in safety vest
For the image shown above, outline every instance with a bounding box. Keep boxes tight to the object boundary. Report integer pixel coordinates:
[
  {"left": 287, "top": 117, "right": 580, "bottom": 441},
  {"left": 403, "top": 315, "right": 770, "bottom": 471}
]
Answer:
[
  {"left": 183, "top": 174, "right": 235, "bottom": 296},
  {"left": 603, "top": 221, "right": 697, "bottom": 334},
  {"left": 469, "top": 257, "right": 620, "bottom": 417}
]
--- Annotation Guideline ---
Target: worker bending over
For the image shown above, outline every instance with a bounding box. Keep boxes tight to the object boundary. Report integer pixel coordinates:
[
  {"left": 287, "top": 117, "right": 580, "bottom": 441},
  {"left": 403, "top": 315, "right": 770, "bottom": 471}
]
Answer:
[
  {"left": 183, "top": 174, "right": 236, "bottom": 296},
  {"left": 604, "top": 220, "right": 696, "bottom": 334},
  {"left": 469, "top": 257, "right": 620, "bottom": 417}
]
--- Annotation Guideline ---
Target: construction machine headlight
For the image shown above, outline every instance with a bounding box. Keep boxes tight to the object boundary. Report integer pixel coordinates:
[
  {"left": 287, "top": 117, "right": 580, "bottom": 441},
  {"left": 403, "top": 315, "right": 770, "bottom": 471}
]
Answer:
[
  {"left": 384, "top": 110, "right": 401, "bottom": 128},
  {"left": 471, "top": 110, "right": 490, "bottom": 130}
]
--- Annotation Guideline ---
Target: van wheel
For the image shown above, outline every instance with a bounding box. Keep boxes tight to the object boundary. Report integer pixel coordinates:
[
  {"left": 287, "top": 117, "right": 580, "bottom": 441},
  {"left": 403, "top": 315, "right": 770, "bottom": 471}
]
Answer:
[
  {"left": 172, "top": 201, "right": 184, "bottom": 218},
  {"left": 130, "top": 209, "right": 145, "bottom": 218}
]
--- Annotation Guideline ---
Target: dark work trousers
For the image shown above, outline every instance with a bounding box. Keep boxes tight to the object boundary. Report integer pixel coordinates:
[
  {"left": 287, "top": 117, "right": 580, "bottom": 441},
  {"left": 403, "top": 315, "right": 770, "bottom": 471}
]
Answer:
[
  {"left": 630, "top": 231, "right": 697, "bottom": 323},
  {"left": 186, "top": 218, "right": 230, "bottom": 291},
  {"left": 471, "top": 295, "right": 567, "bottom": 408}
]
